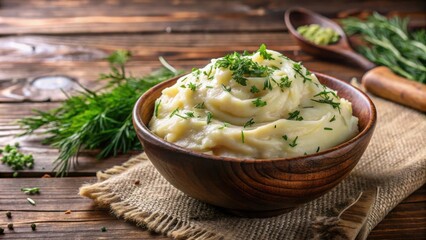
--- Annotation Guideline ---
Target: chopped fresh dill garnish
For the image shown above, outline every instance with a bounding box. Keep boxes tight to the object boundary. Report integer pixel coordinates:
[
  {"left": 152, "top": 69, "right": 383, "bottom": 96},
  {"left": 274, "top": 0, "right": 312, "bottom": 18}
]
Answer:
[
  {"left": 215, "top": 50, "right": 272, "bottom": 86},
  {"left": 279, "top": 76, "right": 292, "bottom": 90},
  {"left": 289, "top": 136, "right": 298, "bottom": 147},
  {"left": 330, "top": 115, "right": 336, "bottom": 122},
  {"left": 303, "top": 106, "right": 314, "bottom": 109},
  {"left": 316, "top": 146, "right": 320, "bottom": 152},
  {"left": 222, "top": 84, "right": 232, "bottom": 92},
  {"left": 250, "top": 85, "right": 260, "bottom": 93},
  {"left": 154, "top": 100, "right": 161, "bottom": 117},
  {"left": 282, "top": 135, "right": 288, "bottom": 141},
  {"left": 252, "top": 98, "right": 267, "bottom": 107},
  {"left": 206, "top": 112, "right": 213, "bottom": 124},
  {"left": 194, "top": 102, "right": 205, "bottom": 109},
  {"left": 192, "top": 68, "right": 201, "bottom": 77},
  {"left": 311, "top": 89, "right": 341, "bottom": 112},
  {"left": 185, "top": 112, "right": 195, "bottom": 118},
  {"left": 241, "top": 130, "right": 245, "bottom": 143},
  {"left": 292, "top": 62, "right": 312, "bottom": 83},
  {"left": 180, "top": 84, "right": 186, "bottom": 88},
  {"left": 324, "top": 127, "right": 333, "bottom": 130},
  {"left": 187, "top": 82, "right": 197, "bottom": 91},
  {"left": 203, "top": 66, "right": 214, "bottom": 80},
  {"left": 218, "top": 122, "right": 229, "bottom": 129},
  {"left": 263, "top": 78, "right": 273, "bottom": 90},
  {"left": 258, "top": 44, "right": 275, "bottom": 60},
  {"left": 243, "top": 118, "right": 255, "bottom": 128},
  {"left": 287, "top": 110, "right": 303, "bottom": 121},
  {"left": 169, "top": 108, "right": 180, "bottom": 118}
]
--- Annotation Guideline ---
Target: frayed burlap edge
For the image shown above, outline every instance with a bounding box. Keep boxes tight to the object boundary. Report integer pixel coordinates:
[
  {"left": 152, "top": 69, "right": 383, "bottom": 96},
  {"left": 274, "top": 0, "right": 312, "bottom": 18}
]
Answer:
[{"left": 80, "top": 153, "right": 223, "bottom": 240}]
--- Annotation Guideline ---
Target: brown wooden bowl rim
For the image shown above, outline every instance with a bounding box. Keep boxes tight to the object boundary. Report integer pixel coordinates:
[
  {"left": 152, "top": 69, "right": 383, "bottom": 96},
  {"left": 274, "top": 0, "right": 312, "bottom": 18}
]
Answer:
[{"left": 133, "top": 72, "right": 376, "bottom": 163}]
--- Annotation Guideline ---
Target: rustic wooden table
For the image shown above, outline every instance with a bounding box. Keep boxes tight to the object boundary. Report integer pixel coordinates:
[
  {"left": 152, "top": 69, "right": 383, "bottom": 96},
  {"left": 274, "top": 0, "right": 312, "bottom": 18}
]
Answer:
[{"left": 0, "top": 1, "right": 425, "bottom": 239}]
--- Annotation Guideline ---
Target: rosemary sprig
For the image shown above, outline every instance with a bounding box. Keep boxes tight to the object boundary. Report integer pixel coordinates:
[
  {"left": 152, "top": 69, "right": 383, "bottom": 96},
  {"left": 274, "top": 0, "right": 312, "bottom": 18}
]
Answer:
[{"left": 18, "top": 50, "right": 180, "bottom": 176}]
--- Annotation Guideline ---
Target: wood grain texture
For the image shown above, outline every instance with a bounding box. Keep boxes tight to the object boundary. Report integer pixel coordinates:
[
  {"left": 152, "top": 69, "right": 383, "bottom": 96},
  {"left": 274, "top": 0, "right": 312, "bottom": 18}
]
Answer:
[
  {"left": 133, "top": 73, "right": 376, "bottom": 217},
  {"left": 0, "top": 0, "right": 424, "bottom": 238},
  {"left": 0, "top": 0, "right": 424, "bottom": 34},
  {"left": 0, "top": 178, "right": 423, "bottom": 239},
  {"left": 0, "top": 177, "right": 168, "bottom": 239}
]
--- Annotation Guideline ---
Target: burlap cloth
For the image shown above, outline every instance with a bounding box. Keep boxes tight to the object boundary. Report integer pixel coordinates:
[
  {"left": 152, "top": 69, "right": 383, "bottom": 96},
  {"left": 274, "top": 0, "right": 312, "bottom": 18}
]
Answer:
[{"left": 80, "top": 96, "right": 426, "bottom": 240}]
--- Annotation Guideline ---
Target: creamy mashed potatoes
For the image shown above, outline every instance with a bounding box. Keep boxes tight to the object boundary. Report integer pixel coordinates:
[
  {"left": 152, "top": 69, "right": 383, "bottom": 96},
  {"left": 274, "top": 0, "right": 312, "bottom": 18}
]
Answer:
[{"left": 149, "top": 45, "right": 358, "bottom": 158}]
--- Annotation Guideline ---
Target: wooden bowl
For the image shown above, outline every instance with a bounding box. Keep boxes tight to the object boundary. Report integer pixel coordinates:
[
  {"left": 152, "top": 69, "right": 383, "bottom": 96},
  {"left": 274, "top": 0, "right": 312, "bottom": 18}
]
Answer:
[{"left": 133, "top": 73, "right": 376, "bottom": 217}]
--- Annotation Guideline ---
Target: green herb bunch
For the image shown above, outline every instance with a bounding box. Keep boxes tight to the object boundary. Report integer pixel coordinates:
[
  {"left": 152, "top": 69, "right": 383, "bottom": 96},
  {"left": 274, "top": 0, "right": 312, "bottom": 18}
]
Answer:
[
  {"left": 0, "top": 143, "right": 34, "bottom": 171},
  {"left": 342, "top": 12, "right": 426, "bottom": 83},
  {"left": 18, "top": 50, "right": 179, "bottom": 176}
]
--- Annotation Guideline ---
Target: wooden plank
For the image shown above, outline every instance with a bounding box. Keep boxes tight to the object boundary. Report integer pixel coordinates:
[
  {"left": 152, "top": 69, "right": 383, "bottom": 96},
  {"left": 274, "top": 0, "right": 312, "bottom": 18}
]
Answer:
[
  {"left": 0, "top": 177, "right": 168, "bottom": 239},
  {"left": 0, "top": 58, "right": 363, "bottom": 103},
  {"left": 0, "top": 0, "right": 424, "bottom": 34},
  {"left": 0, "top": 33, "right": 296, "bottom": 62},
  {"left": 0, "top": 178, "right": 424, "bottom": 239}
]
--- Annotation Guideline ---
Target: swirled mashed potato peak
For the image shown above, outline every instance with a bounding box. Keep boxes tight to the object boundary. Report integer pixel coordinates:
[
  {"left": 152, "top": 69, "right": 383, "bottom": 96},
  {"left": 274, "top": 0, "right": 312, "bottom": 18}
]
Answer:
[{"left": 149, "top": 45, "right": 358, "bottom": 158}]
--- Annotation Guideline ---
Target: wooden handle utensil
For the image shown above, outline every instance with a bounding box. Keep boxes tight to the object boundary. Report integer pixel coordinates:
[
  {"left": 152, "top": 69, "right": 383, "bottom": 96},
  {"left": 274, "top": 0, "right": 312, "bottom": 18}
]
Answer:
[
  {"left": 362, "top": 67, "right": 426, "bottom": 112},
  {"left": 285, "top": 8, "right": 426, "bottom": 112}
]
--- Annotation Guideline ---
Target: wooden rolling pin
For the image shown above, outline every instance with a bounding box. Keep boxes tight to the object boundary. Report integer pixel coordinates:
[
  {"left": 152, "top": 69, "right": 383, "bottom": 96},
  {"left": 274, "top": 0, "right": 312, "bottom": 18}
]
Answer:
[{"left": 362, "top": 66, "right": 426, "bottom": 112}]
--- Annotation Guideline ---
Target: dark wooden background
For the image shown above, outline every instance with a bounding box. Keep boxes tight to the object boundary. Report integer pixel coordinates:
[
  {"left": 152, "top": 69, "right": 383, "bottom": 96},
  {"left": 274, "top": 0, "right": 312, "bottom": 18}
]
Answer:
[{"left": 0, "top": 0, "right": 425, "bottom": 239}]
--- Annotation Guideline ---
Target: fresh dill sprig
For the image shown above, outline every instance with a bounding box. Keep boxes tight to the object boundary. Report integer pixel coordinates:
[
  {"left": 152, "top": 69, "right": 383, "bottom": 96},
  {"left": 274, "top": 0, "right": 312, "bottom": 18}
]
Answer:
[
  {"left": 18, "top": 50, "right": 180, "bottom": 176},
  {"left": 342, "top": 12, "right": 426, "bottom": 83}
]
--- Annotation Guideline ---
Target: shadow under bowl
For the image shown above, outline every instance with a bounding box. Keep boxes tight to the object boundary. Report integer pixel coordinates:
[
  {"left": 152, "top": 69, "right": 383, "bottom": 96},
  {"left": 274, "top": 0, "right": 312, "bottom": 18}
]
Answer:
[{"left": 132, "top": 72, "right": 376, "bottom": 217}]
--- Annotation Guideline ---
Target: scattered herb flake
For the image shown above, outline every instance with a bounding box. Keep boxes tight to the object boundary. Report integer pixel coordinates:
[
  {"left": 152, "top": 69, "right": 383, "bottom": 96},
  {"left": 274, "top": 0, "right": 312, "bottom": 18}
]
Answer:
[
  {"left": 206, "top": 112, "right": 213, "bottom": 124},
  {"left": 282, "top": 135, "right": 288, "bottom": 141},
  {"left": 194, "top": 102, "right": 205, "bottom": 109},
  {"left": 154, "top": 100, "right": 161, "bottom": 117},
  {"left": 243, "top": 118, "right": 255, "bottom": 128},
  {"left": 258, "top": 44, "right": 275, "bottom": 60},
  {"left": 252, "top": 98, "right": 267, "bottom": 107},
  {"left": 21, "top": 187, "right": 40, "bottom": 195},
  {"left": 289, "top": 136, "right": 298, "bottom": 147},
  {"left": 324, "top": 127, "right": 333, "bottom": 131},
  {"left": 241, "top": 130, "right": 245, "bottom": 143},
  {"left": 101, "top": 226, "right": 107, "bottom": 232},
  {"left": 293, "top": 62, "right": 312, "bottom": 83},
  {"left": 279, "top": 76, "right": 292, "bottom": 90},
  {"left": 169, "top": 108, "right": 180, "bottom": 118},
  {"left": 6, "top": 211, "right": 12, "bottom": 218},
  {"left": 316, "top": 146, "right": 320, "bottom": 153},
  {"left": 287, "top": 110, "right": 303, "bottom": 121},
  {"left": 222, "top": 84, "right": 232, "bottom": 92},
  {"left": 330, "top": 115, "right": 336, "bottom": 122},
  {"left": 218, "top": 122, "right": 229, "bottom": 129},
  {"left": 250, "top": 85, "right": 260, "bottom": 93},
  {"left": 31, "top": 223, "right": 36, "bottom": 231},
  {"left": 184, "top": 112, "right": 195, "bottom": 118},
  {"left": 187, "top": 82, "right": 197, "bottom": 91}
]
